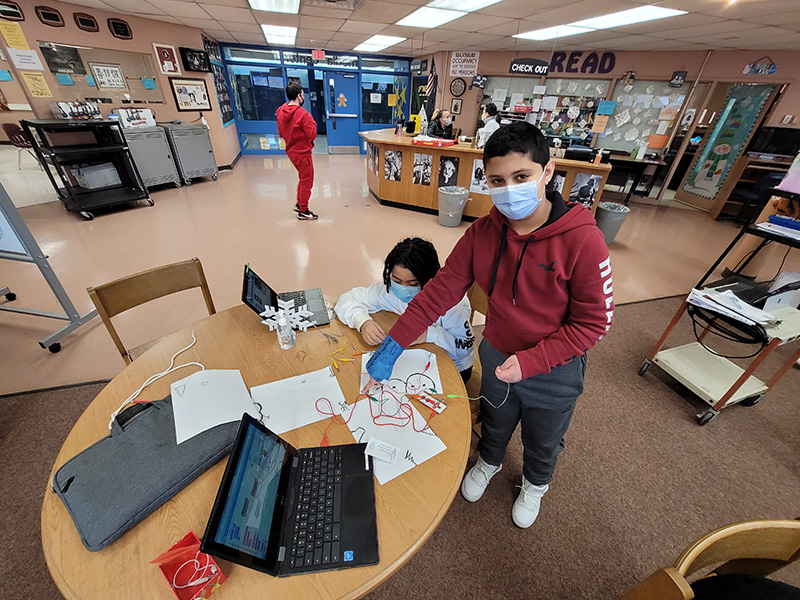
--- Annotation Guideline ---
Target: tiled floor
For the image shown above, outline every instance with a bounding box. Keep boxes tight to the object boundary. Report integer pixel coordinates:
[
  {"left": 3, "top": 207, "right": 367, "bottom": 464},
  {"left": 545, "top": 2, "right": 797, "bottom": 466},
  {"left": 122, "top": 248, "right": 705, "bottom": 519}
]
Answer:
[{"left": 1, "top": 145, "right": 798, "bottom": 394}]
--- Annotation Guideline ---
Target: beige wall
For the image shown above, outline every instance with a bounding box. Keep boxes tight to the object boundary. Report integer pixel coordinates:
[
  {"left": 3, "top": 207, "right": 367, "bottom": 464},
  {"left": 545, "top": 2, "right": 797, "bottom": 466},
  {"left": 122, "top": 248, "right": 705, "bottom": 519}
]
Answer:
[
  {"left": 1, "top": 0, "right": 239, "bottom": 165},
  {"left": 427, "top": 49, "right": 799, "bottom": 137}
]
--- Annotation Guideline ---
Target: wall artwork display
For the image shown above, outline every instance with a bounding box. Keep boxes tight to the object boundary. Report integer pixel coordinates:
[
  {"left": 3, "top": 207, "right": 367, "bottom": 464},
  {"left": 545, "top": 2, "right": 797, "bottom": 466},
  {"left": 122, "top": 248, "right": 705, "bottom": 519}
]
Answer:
[
  {"left": 438, "top": 156, "right": 459, "bottom": 188},
  {"left": 384, "top": 149, "right": 402, "bottom": 181},
  {"left": 413, "top": 153, "right": 432, "bottom": 186},
  {"left": 210, "top": 62, "right": 233, "bottom": 125},
  {"left": 89, "top": 63, "right": 126, "bottom": 89},
  {"left": 684, "top": 83, "right": 775, "bottom": 199},
  {"left": 470, "top": 158, "right": 489, "bottom": 194},
  {"left": 153, "top": 43, "right": 181, "bottom": 76},
  {"left": 170, "top": 77, "right": 211, "bottom": 111}
]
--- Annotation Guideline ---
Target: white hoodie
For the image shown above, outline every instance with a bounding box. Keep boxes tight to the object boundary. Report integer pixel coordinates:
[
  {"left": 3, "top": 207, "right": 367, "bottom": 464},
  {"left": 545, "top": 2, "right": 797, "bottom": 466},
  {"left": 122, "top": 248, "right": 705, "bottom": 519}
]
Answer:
[{"left": 335, "top": 282, "right": 476, "bottom": 371}]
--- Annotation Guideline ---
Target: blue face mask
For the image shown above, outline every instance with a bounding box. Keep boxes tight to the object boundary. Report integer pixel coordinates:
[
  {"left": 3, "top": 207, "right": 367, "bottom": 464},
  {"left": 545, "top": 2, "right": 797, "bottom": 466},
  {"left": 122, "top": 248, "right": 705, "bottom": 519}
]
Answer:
[
  {"left": 489, "top": 172, "right": 546, "bottom": 220},
  {"left": 390, "top": 280, "right": 421, "bottom": 303}
]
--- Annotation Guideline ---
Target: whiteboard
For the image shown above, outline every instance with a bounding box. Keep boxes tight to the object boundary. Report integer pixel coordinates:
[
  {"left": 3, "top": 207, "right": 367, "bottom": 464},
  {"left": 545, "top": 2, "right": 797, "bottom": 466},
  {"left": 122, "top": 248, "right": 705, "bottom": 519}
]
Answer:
[{"left": 0, "top": 205, "right": 27, "bottom": 255}]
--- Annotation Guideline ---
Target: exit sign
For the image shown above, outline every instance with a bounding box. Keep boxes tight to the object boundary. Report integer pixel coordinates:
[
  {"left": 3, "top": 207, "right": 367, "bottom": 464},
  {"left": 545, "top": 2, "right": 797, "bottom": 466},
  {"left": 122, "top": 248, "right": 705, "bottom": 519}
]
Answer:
[{"left": 313, "top": 49, "right": 325, "bottom": 60}]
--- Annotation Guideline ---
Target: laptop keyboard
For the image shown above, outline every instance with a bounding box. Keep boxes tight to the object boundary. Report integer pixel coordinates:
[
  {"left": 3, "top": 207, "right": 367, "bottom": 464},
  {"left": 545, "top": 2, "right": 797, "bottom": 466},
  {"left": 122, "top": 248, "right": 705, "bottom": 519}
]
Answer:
[
  {"left": 278, "top": 290, "right": 308, "bottom": 307},
  {"left": 289, "top": 447, "right": 343, "bottom": 569}
]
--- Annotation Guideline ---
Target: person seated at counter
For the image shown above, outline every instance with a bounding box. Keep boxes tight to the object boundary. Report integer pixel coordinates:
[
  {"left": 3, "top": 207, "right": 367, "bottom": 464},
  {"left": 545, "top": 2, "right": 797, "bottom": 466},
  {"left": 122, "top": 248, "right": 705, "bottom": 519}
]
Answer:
[
  {"left": 477, "top": 103, "right": 501, "bottom": 148},
  {"left": 335, "top": 237, "right": 476, "bottom": 382},
  {"left": 427, "top": 109, "right": 454, "bottom": 139}
]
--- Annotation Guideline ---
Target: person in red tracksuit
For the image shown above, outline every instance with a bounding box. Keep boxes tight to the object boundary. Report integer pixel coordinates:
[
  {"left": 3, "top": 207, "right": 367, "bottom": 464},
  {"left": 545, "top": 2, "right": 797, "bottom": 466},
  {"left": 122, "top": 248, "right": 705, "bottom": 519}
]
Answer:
[
  {"left": 277, "top": 81, "right": 318, "bottom": 221},
  {"left": 363, "top": 121, "right": 614, "bottom": 529}
]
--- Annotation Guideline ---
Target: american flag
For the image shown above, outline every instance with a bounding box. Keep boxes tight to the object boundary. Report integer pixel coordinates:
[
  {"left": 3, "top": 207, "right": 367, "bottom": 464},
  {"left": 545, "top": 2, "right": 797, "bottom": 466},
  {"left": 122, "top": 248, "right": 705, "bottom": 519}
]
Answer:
[{"left": 426, "top": 58, "right": 437, "bottom": 98}]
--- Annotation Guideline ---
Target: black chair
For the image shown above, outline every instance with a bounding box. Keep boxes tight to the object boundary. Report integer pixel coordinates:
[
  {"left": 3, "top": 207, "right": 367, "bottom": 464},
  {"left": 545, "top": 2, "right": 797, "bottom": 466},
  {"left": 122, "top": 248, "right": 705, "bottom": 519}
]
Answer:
[{"left": 720, "top": 172, "right": 785, "bottom": 225}]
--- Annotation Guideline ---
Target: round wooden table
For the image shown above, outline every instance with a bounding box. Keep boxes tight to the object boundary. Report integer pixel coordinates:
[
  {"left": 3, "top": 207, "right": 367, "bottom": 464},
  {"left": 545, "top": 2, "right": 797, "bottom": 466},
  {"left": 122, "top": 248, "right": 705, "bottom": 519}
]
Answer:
[{"left": 41, "top": 305, "right": 471, "bottom": 600}]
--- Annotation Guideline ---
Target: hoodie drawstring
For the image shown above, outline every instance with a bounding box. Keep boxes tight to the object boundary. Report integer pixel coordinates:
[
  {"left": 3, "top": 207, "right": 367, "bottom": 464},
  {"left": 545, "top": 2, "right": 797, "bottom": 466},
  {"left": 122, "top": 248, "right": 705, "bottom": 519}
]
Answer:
[
  {"left": 488, "top": 223, "right": 507, "bottom": 298},
  {"left": 512, "top": 235, "right": 536, "bottom": 305}
]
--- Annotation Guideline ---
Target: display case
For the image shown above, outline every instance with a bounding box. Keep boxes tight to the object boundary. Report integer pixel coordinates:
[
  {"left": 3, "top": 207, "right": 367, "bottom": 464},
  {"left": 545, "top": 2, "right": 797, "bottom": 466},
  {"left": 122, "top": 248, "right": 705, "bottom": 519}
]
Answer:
[{"left": 21, "top": 119, "right": 151, "bottom": 221}]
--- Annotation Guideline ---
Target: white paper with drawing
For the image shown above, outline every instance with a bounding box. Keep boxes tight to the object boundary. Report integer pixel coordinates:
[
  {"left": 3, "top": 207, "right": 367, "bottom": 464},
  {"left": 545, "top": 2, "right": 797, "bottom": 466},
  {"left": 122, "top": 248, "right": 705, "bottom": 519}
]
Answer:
[
  {"left": 360, "top": 349, "right": 443, "bottom": 395},
  {"left": 347, "top": 395, "right": 446, "bottom": 485},
  {"left": 250, "top": 366, "right": 349, "bottom": 434},
  {"left": 171, "top": 369, "right": 258, "bottom": 444}
]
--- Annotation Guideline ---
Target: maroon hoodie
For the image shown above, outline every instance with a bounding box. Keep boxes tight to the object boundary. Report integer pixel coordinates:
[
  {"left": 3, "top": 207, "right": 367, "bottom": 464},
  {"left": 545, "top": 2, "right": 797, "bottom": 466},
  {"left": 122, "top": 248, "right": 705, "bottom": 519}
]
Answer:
[
  {"left": 276, "top": 103, "right": 317, "bottom": 157},
  {"left": 388, "top": 192, "right": 614, "bottom": 378}
]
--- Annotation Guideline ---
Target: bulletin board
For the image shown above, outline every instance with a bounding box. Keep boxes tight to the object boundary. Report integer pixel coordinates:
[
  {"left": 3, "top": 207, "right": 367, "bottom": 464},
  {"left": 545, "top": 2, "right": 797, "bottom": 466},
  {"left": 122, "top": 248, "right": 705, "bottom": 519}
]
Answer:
[
  {"left": 594, "top": 79, "right": 690, "bottom": 154},
  {"left": 37, "top": 42, "right": 165, "bottom": 113}
]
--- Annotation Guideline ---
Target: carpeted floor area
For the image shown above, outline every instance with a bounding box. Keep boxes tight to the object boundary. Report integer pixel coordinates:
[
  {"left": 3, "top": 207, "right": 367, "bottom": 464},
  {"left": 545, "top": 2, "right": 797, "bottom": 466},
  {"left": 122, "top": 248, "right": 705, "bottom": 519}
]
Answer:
[{"left": 3, "top": 296, "right": 799, "bottom": 600}]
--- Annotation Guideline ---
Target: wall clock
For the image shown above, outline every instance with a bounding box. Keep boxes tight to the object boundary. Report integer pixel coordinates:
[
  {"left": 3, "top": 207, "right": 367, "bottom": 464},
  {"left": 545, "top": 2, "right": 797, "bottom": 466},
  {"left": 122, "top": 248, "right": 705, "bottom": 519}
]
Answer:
[{"left": 449, "top": 77, "right": 466, "bottom": 97}]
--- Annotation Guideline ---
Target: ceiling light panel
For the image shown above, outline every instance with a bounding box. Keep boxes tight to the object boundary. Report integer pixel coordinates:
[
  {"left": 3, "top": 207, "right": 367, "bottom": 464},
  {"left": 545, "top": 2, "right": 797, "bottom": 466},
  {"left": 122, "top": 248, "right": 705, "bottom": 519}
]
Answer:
[
  {"left": 570, "top": 5, "right": 687, "bottom": 30},
  {"left": 514, "top": 25, "right": 592, "bottom": 40},
  {"left": 248, "top": 0, "right": 300, "bottom": 14},
  {"left": 396, "top": 6, "right": 466, "bottom": 28}
]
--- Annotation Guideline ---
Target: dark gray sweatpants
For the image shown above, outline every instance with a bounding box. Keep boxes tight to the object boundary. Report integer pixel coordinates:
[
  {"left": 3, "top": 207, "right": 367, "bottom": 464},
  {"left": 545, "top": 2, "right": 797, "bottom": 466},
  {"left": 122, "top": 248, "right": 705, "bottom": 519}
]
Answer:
[{"left": 478, "top": 338, "right": 586, "bottom": 486}]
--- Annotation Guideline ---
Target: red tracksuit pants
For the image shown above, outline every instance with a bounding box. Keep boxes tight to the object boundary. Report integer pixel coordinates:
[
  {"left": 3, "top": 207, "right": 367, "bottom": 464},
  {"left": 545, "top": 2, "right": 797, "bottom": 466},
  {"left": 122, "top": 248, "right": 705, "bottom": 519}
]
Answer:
[{"left": 288, "top": 152, "right": 314, "bottom": 212}]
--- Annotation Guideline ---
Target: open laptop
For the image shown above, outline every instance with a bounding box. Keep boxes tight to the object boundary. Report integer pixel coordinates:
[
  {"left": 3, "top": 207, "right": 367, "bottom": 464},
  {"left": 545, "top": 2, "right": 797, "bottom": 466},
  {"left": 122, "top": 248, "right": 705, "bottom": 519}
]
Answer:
[
  {"left": 242, "top": 264, "right": 330, "bottom": 326},
  {"left": 200, "top": 413, "right": 379, "bottom": 576}
]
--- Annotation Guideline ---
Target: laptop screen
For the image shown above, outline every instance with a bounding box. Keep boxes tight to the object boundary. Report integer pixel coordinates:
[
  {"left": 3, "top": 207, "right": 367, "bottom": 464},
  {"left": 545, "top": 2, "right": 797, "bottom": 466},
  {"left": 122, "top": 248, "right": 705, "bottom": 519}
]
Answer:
[
  {"left": 242, "top": 265, "right": 278, "bottom": 316},
  {"left": 201, "top": 415, "right": 294, "bottom": 574}
]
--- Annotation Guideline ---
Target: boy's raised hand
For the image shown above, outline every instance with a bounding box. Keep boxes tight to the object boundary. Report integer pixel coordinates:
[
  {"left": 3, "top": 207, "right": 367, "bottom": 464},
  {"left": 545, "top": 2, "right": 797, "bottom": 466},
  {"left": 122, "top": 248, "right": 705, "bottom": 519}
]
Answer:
[{"left": 495, "top": 355, "right": 522, "bottom": 383}]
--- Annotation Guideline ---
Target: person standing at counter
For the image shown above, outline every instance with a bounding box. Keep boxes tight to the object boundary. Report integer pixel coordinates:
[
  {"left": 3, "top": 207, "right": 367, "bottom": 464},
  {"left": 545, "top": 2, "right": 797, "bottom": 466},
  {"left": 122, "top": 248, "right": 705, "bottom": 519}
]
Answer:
[
  {"left": 361, "top": 121, "right": 613, "bottom": 529},
  {"left": 427, "top": 109, "right": 454, "bottom": 139},
  {"left": 277, "top": 82, "right": 319, "bottom": 221}
]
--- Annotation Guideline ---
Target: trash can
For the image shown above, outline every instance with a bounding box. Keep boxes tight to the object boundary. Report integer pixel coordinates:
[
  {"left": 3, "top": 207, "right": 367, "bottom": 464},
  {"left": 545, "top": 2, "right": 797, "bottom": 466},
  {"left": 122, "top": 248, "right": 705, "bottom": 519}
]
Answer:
[
  {"left": 594, "top": 202, "right": 630, "bottom": 245},
  {"left": 438, "top": 186, "right": 469, "bottom": 227}
]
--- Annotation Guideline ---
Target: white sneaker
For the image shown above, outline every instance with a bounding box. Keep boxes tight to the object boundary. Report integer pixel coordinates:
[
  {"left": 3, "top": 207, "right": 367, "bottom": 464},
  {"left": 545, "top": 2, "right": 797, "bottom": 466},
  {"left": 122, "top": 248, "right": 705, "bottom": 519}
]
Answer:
[
  {"left": 512, "top": 477, "right": 548, "bottom": 528},
  {"left": 461, "top": 457, "right": 502, "bottom": 502}
]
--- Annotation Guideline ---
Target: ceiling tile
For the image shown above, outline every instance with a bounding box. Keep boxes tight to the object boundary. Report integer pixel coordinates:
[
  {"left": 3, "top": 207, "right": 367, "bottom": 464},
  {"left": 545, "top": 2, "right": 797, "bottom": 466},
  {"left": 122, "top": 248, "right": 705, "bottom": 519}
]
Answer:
[
  {"left": 476, "top": 0, "right": 566, "bottom": 19},
  {"left": 199, "top": 4, "right": 256, "bottom": 22},
  {"left": 218, "top": 21, "right": 263, "bottom": 33},
  {"left": 154, "top": 1, "right": 212, "bottom": 19},
  {"left": 350, "top": 1, "right": 416, "bottom": 24},
  {"left": 301, "top": 5, "right": 353, "bottom": 19},
  {"left": 438, "top": 14, "right": 514, "bottom": 32},
  {"left": 178, "top": 17, "right": 223, "bottom": 28},
  {"left": 330, "top": 31, "right": 371, "bottom": 43},
  {"left": 339, "top": 20, "right": 386, "bottom": 34},
  {"left": 251, "top": 11, "right": 301, "bottom": 26},
  {"left": 299, "top": 16, "right": 346, "bottom": 31}
]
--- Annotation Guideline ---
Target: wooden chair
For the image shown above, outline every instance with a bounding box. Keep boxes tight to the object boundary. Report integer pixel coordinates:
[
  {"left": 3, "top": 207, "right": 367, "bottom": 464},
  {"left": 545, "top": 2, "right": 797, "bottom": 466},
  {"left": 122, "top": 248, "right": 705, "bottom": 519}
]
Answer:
[
  {"left": 620, "top": 519, "right": 800, "bottom": 600},
  {"left": 466, "top": 282, "right": 488, "bottom": 433},
  {"left": 87, "top": 257, "right": 215, "bottom": 365}
]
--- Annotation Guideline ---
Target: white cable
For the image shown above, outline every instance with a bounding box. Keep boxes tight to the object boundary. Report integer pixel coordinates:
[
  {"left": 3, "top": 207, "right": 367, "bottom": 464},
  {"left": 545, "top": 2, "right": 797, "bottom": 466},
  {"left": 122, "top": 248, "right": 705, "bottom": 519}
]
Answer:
[{"left": 108, "top": 331, "right": 205, "bottom": 429}]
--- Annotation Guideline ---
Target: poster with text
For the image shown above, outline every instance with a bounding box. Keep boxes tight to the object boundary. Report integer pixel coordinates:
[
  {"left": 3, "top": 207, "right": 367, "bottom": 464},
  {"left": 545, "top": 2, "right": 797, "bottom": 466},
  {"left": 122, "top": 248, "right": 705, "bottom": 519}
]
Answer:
[{"left": 438, "top": 156, "right": 459, "bottom": 188}]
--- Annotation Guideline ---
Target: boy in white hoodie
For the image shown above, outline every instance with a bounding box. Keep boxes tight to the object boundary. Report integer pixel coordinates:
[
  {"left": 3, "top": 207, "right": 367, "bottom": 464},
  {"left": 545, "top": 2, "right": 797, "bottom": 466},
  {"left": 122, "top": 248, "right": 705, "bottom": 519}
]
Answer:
[{"left": 335, "top": 237, "right": 476, "bottom": 381}]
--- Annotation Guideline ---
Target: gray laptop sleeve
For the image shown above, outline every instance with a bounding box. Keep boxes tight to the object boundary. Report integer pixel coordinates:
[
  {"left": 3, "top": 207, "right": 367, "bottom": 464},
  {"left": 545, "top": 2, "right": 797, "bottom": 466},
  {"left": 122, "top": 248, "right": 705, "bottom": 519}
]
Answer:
[{"left": 52, "top": 396, "right": 238, "bottom": 552}]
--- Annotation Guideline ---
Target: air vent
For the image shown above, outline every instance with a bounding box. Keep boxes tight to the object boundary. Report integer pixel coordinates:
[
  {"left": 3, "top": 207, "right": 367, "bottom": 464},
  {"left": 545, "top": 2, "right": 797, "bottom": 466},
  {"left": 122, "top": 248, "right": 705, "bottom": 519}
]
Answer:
[
  {"left": 108, "top": 18, "right": 132, "bottom": 40},
  {"left": 74, "top": 12, "right": 98, "bottom": 32},
  {"left": 0, "top": 1, "right": 24, "bottom": 21},
  {"left": 36, "top": 5, "right": 63, "bottom": 26}
]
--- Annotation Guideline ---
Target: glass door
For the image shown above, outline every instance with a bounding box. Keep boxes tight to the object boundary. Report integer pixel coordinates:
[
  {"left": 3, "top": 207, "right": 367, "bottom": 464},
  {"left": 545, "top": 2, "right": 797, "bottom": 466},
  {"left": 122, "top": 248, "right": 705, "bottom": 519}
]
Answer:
[{"left": 324, "top": 70, "right": 360, "bottom": 154}]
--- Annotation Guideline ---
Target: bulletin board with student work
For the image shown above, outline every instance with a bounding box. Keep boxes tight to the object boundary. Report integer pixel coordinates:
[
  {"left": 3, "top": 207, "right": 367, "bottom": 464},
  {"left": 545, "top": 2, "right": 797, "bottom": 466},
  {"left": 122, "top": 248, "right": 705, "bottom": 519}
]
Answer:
[
  {"left": 36, "top": 43, "right": 165, "bottom": 112},
  {"left": 593, "top": 79, "right": 690, "bottom": 155}
]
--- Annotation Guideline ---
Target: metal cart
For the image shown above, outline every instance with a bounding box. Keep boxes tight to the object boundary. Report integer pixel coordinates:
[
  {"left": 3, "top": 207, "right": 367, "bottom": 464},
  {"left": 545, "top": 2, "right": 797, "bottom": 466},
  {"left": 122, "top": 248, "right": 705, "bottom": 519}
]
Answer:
[
  {"left": 640, "top": 223, "right": 800, "bottom": 425},
  {"left": 159, "top": 124, "right": 218, "bottom": 185},
  {"left": 122, "top": 126, "right": 181, "bottom": 189},
  {"left": 21, "top": 119, "right": 151, "bottom": 221}
]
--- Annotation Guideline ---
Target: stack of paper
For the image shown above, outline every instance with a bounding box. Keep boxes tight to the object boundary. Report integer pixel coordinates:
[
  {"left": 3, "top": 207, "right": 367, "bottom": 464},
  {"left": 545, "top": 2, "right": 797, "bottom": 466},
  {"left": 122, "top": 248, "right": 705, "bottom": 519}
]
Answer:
[{"left": 687, "top": 288, "right": 778, "bottom": 326}]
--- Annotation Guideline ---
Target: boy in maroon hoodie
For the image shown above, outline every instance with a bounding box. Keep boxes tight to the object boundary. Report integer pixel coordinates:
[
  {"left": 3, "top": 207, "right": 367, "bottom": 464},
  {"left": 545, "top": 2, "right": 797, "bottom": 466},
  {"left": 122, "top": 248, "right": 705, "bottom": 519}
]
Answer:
[
  {"left": 363, "top": 122, "right": 613, "bottom": 528},
  {"left": 277, "top": 81, "right": 318, "bottom": 220}
]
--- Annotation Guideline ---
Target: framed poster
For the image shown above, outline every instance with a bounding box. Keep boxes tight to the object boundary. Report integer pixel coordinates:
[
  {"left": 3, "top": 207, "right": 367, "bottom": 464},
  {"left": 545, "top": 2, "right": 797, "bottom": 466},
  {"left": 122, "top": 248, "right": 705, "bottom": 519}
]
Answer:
[
  {"left": 170, "top": 77, "right": 212, "bottom": 111},
  {"left": 153, "top": 43, "right": 181, "bottom": 76},
  {"left": 89, "top": 63, "right": 126, "bottom": 89}
]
